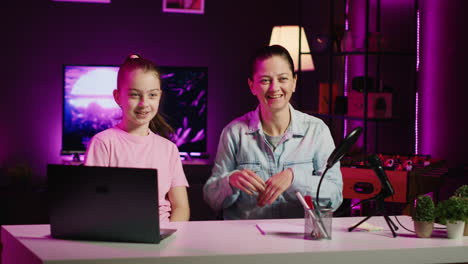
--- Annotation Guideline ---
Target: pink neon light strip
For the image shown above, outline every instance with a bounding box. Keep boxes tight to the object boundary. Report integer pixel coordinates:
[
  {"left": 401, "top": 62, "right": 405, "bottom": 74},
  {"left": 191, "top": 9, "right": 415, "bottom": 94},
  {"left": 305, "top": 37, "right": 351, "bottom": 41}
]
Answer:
[
  {"left": 415, "top": 92, "right": 419, "bottom": 154},
  {"left": 416, "top": 10, "right": 420, "bottom": 72},
  {"left": 343, "top": 55, "right": 349, "bottom": 138},
  {"left": 345, "top": 1, "right": 350, "bottom": 31},
  {"left": 343, "top": 0, "right": 350, "bottom": 138},
  {"left": 415, "top": 10, "right": 420, "bottom": 154}
]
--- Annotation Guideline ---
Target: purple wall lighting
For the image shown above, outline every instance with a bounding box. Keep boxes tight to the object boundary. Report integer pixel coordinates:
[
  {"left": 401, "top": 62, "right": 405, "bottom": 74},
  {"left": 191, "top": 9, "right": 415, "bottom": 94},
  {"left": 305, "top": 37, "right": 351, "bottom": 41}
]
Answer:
[
  {"left": 414, "top": 9, "right": 420, "bottom": 155},
  {"left": 420, "top": 1, "right": 443, "bottom": 160},
  {"left": 344, "top": 0, "right": 367, "bottom": 150},
  {"left": 419, "top": 0, "right": 468, "bottom": 167},
  {"left": 343, "top": 0, "right": 350, "bottom": 138}
]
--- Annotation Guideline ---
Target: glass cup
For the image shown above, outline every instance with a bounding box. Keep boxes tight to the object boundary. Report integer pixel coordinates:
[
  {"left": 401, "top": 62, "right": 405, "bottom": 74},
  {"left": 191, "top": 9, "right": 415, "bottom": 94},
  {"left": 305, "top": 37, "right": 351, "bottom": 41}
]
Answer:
[{"left": 304, "top": 208, "right": 333, "bottom": 240}]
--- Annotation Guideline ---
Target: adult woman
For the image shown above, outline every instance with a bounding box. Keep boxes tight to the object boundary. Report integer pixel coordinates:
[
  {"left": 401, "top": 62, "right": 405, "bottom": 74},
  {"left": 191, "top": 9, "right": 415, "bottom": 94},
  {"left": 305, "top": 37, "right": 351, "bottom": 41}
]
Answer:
[{"left": 203, "top": 45, "right": 342, "bottom": 219}]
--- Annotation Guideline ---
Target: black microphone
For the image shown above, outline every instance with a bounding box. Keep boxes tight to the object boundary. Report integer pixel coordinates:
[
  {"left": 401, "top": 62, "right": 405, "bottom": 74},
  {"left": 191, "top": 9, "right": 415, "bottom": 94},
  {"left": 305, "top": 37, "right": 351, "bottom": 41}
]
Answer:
[{"left": 367, "top": 154, "right": 394, "bottom": 198}]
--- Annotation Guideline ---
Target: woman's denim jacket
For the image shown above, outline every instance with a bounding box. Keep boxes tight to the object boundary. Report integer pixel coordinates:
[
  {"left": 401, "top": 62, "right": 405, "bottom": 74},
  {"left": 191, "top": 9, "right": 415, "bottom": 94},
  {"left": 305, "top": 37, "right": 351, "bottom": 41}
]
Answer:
[{"left": 203, "top": 105, "right": 343, "bottom": 219}]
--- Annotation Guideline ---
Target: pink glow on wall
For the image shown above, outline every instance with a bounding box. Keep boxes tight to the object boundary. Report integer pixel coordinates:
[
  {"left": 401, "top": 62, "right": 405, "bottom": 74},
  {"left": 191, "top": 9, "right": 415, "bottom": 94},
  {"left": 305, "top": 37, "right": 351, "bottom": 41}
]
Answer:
[
  {"left": 416, "top": 10, "right": 420, "bottom": 72},
  {"left": 348, "top": 0, "right": 366, "bottom": 78},
  {"left": 419, "top": 0, "right": 443, "bottom": 158},
  {"left": 414, "top": 92, "right": 419, "bottom": 154},
  {"left": 414, "top": 10, "right": 420, "bottom": 155},
  {"left": 418, "top": 0, "right": 468, "bottom": 166},
  {"left": 53, "top": 0, "right": 110, "bottom": 3},
  {"left": 346, "top": 0, "right": 366, "bottom": 150},
  {"left": 343, "top": 0, "right": 350, "bottom": 138},
  {"left": 343, "top": 55, "right": 349, "bottom": 138}
]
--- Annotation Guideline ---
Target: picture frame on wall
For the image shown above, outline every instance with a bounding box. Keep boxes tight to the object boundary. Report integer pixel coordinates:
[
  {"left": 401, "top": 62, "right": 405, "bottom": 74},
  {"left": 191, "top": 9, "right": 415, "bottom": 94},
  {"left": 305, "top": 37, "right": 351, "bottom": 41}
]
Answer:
[{"left": 162, "top": 0, "right": 205, "bottom": 14}]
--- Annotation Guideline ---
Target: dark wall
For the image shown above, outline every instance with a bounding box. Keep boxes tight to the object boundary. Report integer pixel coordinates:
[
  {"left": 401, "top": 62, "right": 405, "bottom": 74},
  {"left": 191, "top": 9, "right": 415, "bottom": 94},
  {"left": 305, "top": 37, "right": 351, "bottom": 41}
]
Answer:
[
  {"left": 1, "top": 0, "right": 466, "bottom": 185},
  {"left": 1, "top": 0, "right": 302, "bottom": 181}
]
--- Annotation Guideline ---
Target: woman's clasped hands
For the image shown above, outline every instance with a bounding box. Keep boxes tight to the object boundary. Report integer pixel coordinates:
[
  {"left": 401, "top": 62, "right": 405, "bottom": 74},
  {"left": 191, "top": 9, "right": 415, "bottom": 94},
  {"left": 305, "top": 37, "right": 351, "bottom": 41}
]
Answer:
[{"left": 229, "top": 168, "right": 293, "bottom": 207}]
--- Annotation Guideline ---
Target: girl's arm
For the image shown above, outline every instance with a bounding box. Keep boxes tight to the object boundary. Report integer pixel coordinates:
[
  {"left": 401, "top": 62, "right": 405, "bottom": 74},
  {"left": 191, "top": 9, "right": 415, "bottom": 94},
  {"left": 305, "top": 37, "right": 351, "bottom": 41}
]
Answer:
[{"left": 168, "top": 186, "right": 190, "bottom": 222}]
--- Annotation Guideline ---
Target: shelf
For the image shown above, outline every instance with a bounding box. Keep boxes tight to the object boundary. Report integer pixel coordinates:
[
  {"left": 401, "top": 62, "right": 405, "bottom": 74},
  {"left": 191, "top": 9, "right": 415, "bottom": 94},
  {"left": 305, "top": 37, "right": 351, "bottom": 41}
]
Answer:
[
  {"left": 307, "top": 112, "right": 399, "bottom": 122},
  {"left": 304, "top": 51, "right": 416, "bottom": 56},
  {"left": 298, "top": 0, "right": 417, "bottom": 154},
  {"left": 334, "top": 51, "right": 416, "bottom": 56}
]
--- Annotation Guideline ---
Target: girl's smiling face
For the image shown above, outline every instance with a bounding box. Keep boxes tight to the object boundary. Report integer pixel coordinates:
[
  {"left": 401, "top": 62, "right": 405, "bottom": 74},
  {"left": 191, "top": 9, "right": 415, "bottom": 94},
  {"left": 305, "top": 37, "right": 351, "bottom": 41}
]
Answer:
[{"left": 114, "top": 69, "right": 161, "bottom": 130}]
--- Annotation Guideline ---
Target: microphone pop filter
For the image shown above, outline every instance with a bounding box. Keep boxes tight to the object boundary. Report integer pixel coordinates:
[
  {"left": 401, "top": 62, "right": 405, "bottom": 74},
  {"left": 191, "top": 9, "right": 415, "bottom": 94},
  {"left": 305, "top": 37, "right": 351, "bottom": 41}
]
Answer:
[{"left": 326, "top": 127, "right": 363, "bottom": 168}]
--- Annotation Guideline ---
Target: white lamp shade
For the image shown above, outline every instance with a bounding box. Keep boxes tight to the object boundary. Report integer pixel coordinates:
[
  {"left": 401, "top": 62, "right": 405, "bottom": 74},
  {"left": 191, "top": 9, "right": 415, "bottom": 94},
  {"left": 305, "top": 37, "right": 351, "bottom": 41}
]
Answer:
[{"left": 269, "top": 25, "right": 315, "bottom": 72}]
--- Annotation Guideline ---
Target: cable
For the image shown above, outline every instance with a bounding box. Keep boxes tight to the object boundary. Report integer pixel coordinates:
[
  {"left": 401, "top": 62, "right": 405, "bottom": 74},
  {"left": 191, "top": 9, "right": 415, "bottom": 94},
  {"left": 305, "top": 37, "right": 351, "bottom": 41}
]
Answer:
[
  {"left": 393, "top": 196, "right": 446, "bottom": 232},
  {"left": 315, "top": 166, "right": 331, "bottom": 206},
  {"left": 393, "top": 215, "right": 415, "bottom": 233},
  {"left": 385, "top": 196, "right": 414, "bottom": 233}
]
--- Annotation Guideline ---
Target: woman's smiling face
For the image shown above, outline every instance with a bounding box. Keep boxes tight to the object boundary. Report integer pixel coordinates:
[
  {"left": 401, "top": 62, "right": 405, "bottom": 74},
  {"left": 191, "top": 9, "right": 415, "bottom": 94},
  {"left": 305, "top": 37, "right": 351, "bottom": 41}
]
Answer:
[{"left": 249, "top": 55, "right": 297, "bottom": 114}]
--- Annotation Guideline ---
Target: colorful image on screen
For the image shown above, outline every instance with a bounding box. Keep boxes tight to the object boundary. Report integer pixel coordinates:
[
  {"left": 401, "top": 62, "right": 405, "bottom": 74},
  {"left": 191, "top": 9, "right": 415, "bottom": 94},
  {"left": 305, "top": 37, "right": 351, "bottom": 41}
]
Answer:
[{"left": 62, "top": 65, "right": 207, "bottom": 154}]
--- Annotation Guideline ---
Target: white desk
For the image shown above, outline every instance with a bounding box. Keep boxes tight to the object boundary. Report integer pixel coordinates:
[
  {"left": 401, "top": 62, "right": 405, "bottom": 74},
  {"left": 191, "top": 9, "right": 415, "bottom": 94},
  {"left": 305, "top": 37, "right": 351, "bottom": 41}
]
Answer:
[{"left": 2, "top": 216, "right": 467, "bottom": 264}]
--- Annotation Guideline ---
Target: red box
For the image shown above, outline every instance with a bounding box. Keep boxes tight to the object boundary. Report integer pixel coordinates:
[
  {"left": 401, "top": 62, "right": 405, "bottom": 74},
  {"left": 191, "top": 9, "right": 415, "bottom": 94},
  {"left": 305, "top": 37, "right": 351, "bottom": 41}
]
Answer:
[{"left": 341, "top": 167, "right": 408, "bottom": 203}]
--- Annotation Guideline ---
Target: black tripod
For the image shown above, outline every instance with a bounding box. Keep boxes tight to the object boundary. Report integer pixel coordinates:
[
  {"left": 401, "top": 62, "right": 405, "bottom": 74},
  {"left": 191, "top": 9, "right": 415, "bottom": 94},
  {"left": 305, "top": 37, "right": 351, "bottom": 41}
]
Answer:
[{"left": 348, "top": 192, "right": 399, "bottom": 237}]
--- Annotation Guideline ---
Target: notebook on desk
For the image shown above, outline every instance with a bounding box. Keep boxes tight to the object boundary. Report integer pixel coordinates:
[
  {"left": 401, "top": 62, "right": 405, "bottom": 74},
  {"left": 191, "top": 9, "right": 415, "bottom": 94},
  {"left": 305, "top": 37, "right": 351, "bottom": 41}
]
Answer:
[{"left": 47, "top": 164, "right": 176, "bottom": 244}]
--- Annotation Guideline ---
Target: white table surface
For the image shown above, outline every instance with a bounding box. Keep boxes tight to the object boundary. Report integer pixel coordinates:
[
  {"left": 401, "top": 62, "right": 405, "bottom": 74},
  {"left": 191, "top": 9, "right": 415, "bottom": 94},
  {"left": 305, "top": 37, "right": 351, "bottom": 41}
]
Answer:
[{"left": 2, "top": 216, "right": 467, "bottom": 264}]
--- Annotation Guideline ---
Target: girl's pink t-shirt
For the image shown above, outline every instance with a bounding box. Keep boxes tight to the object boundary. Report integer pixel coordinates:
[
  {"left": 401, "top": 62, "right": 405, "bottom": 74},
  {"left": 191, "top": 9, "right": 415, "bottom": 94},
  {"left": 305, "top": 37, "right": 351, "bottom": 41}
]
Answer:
[{"left": 84, "top": 127, "right": 189, "bottom": 223}]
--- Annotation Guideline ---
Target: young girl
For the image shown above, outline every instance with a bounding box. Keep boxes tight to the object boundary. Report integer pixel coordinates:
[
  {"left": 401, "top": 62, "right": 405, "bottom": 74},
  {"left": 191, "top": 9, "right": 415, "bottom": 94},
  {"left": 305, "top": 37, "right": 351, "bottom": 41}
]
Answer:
[
  {"left": 85, "top": 54, "right": 190, "bottom": 222},
  {"left": 203, "top": 45, "right": 342, "bottom": 219}
]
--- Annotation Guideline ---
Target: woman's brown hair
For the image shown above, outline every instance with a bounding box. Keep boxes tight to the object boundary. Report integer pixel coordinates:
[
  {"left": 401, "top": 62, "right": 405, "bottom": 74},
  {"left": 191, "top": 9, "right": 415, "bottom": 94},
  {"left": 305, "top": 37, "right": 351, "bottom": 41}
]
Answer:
[{"left": 248, "top": 45, "right": 296, "bottom": 80}]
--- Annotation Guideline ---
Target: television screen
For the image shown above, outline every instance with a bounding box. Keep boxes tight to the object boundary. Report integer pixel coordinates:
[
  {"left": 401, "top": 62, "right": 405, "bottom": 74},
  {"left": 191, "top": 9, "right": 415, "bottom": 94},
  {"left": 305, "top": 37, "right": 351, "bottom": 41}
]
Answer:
[{"left": 62, "top": 65, "right": 208, "bottom": 154}]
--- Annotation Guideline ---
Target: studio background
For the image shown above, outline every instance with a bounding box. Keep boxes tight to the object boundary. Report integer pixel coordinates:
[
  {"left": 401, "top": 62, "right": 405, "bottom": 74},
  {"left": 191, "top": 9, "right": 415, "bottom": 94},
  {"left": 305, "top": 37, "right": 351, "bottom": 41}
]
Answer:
[{"left": 1, "top": 0, "right": 467, "bottom": 185}]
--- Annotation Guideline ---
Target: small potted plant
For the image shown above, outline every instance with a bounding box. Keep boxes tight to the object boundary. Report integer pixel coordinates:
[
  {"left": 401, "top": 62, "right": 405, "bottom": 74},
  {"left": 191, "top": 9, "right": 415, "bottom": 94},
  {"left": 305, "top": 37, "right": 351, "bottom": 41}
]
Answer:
[
  {"left": 453, "top": 185, "right": 468, "bottom": 236},
  {"left": 412, "top": 195, "right": 435, "bottom": 238},
  {"left": 436, "top": 196, "right": 468, "bottom": 239}
]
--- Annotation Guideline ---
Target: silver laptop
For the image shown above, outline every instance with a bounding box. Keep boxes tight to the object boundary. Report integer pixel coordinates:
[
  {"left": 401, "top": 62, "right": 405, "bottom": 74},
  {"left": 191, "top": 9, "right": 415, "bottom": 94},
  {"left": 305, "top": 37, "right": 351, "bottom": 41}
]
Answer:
[{"left": 47, "top": 164, "right": 176, "bottom": 243}]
